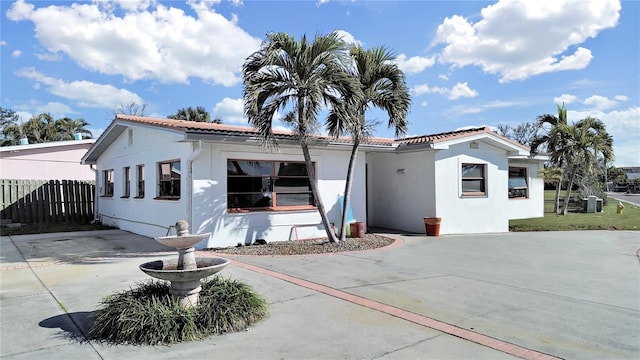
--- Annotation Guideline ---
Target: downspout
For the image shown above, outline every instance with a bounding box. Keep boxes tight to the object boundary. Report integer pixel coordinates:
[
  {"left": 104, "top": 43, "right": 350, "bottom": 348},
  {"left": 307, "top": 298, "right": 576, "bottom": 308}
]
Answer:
[
  {"left": 90, "top": 164, "right": 100, "bottom": 223},
  {"left": 187, "top": 140, "right": 204, "bottom": 229}
]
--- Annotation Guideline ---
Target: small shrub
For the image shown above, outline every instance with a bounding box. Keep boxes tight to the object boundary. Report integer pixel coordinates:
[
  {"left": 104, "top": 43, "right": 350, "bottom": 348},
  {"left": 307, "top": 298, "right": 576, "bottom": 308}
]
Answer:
[{"left": 89, "top": 277, "right": 268, "bottom": 345}]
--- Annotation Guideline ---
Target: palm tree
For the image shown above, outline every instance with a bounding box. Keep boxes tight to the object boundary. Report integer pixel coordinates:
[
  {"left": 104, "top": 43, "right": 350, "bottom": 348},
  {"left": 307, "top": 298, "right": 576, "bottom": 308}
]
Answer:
[
  {"left": 327, "top": 46, "right": 410, "bottom": 241},
  {"left": 559, "top": 117, "right": 613, "bottom": 215},
  {"left": 531, "top": 103, "right": 568, "bottom": 214},
  {"left": 243, "top": 32, "right": 361, "bottom": 243},
  {"left": 167, "top": 106, "right": 212, "bottom": 122},
  {"left": 1, "top": 123, "right": 23, "bottom": 146},
  {"left": 20, "top": 113, "right": 57, "bottom": 144},
  {"left": 55, "top": 117, "right": 93, "bottom": 140}
]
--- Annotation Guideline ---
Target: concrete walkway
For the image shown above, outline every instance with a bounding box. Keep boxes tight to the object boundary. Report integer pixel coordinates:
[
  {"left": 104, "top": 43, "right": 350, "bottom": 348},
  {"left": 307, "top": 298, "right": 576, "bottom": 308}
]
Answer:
[{"left": 1, "top": 229, "right": 638, "bottom": 359}]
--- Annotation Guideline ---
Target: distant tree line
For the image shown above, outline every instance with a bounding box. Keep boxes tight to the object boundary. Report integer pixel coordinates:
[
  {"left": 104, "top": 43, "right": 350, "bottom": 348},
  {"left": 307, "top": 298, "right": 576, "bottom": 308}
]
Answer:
[
  {"left": 167, "top": 106, "right": 222, "bottom": 124},
  {"left": 1, "top": 107, "right": 92, "bottom": 146},
  {"left": 1, "top": 103, "right": 224, "bottom": 147}
]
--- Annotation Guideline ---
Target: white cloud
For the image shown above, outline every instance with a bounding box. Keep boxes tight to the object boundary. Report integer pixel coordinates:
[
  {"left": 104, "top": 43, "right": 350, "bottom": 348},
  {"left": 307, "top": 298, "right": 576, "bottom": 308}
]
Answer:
[
  {"left": 16, "top": 67, "right": 144, "bottom": 108},
  {"left": 412, "top": 83, "right": 447, "bottom": 96},
  {"left": 213, "top": 97, "right": 245, "bottom": 124},
  {"left": 434, "top": 0, "right": 621, "bottom": 83},
  {"left": 412, "top": 82, "right": 478, "bottom": 100},
  {"left": 449, "top": 100, "right": 524, "bottom": 116},
  {"left": 583, "top": 95, "right": 618, "bottom": 110},
  {"left": 568, "top": 107, "right": 640, "bottom": 167},
  {"left": 7, "top": 0, "right": 262, "bottom": 86},
  {"left": 34, "top": 101, "right": 77, "bottom": 119},
  {"left": 569, "top": 78, "right": 601, "bottom": 89},
  {"left": 394, "top": 54, "right": 435, "bottom": 75},
  {"left": 614, "top": 95, "right": 628, "bottom": 102},
  {"left": 449, "top": 82, "right": 478, "bottom": 100},
  {"left": 438, "top": 74, "right": 449, "bottom": 81},
  {"left": 554, "top": 94, "right": 578, "bottom": 104},
  {"left": 35, "top": 52, "right": 62, "bottom": 61},
  {"left": 15, "top": 111, "right": 33, "bottom": 123},
  {"left": 420, "top": 101, "right": 428, "bottom": 107},
  {"left": 335, "top": 29, "right": 362, "bottom": 47},
  {"left": 0, "top": 40, "right": 7, "bottom": 46},
  {"left": 11, "top": 50, "right": 22, "bottom": 58}
]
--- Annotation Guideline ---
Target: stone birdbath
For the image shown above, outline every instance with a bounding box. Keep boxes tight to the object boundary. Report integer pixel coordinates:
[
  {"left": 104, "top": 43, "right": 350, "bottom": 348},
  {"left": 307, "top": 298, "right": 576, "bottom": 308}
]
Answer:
[{"left": 139, "top": 220, "right": 229, "bottom": 307}]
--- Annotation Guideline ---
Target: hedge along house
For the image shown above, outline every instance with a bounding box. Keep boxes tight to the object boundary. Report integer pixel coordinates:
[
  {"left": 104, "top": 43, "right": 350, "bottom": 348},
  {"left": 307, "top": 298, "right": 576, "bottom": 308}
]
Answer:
[{"left": 81, "top": 115, "right": 548, "bottom": 249}]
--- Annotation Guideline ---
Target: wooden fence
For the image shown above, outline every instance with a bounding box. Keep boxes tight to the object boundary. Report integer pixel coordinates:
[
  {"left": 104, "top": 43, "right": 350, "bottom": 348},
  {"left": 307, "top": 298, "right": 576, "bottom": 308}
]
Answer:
[{"left": 1, "top": 179, "right": 95, "bottom": 224}]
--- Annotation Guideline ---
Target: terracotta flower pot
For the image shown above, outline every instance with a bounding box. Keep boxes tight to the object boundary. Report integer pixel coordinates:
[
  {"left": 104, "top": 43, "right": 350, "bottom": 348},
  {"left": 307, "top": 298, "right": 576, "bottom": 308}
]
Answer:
[
  {"left": 349, "top": 221, "right": 366, "bottom": 238},
  {"left": 423, "top": 217, "right": 441, "bottom": 236}
]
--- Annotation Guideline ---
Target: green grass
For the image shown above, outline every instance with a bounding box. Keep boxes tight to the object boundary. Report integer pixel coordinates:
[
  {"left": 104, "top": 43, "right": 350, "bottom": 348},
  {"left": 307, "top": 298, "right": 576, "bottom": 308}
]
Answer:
[
  {"left": 89, "top": 277, "right": 268, "bottom": 345},
  {"left": 510, "top": 191, "right": 640, "bottom": 231}
]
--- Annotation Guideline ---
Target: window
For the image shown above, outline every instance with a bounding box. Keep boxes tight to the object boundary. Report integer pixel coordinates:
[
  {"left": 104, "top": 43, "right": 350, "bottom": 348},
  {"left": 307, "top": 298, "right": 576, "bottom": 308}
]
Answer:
[
  {"left": 136, "top": 164, "right": 145, "bottom": 198},
  {"left": 103, "top": 169, "right": 114, "bottom": 197},
  {"left": 508, "top": 167, "right": 528, "bottom": 199},
  {"left": 461, "top": 163, "right": 486, "bottom": 196},
  {"left": 227, "top": 159, "right": 315, "bottom": 210},
  {"left": 122, "top": 166, "right": 130, "bottom": 198},
  {"left": 157, "top": 160, "right": 181, "bottom": 199}
]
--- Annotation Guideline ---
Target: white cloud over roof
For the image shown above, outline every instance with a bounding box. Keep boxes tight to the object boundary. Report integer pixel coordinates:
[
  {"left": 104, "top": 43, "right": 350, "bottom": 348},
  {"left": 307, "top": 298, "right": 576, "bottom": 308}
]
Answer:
[
  {"left": 335, "top": 29, "right": 361, "bottom": 47},
  {"left": 569, "top": 106, "right": 640, "bottom": 167},
  {"left": 213, "top": 97, "right": 245, "bottom": 124},
  {"left": 554, "top": 94, "right": 578, "bottom": 105},
  {"left": 7, "top": 0, "right": 262, "bottom": 85},
  {"left": 394, "top": 54, "right": 435, "bottom": 75},
  {"left": 583, "top": 95, "right": 618, "bottom": 110},
  {"left": 412, "top": 82, "right": 478, "bottom": 100},
  {"left": 434, "top": 0, "right": 621, "bottom": 83},
  {"left": 16, "top": 67, "right": 143, "bottom": 108}
]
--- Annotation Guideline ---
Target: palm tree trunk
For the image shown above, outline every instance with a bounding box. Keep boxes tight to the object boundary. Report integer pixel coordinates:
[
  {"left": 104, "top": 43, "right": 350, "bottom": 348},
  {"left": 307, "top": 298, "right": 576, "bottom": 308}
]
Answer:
[
  {"left": 553, "top": 159, "right": 566, "bottom": 214},
  {"left": 339, "top": 138, "right": 360, "bottom": 241},
  {"left": 301, "top": 142, "right": 339, "bottom": 243},
  {"left": 561, "top": 166, "right": 578, "bottom": 216},
  {"left": 554, "top": 178, "right": 562, "bottom": 214}
]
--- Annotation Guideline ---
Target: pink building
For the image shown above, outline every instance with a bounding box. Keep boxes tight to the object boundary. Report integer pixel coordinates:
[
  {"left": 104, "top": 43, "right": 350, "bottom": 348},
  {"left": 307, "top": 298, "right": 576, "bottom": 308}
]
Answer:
[{"left": 0, "top": 139, "right": 96, "bottom": 180}]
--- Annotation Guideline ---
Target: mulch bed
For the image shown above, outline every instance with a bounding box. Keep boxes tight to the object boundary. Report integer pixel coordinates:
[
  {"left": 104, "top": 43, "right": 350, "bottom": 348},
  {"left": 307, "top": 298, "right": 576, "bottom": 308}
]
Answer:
[{"left": 207, "top": 233, "right": 395, "bottom": 256}]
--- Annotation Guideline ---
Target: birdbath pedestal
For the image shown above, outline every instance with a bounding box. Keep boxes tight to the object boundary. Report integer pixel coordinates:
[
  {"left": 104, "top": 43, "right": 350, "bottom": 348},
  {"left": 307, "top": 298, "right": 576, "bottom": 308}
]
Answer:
[{"left": 139, "top": 220, "right": 229, "bottom": 307}]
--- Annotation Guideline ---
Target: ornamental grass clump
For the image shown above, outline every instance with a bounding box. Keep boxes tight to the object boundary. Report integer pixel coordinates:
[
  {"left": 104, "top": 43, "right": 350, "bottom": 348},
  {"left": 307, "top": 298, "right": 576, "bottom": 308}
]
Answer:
[{"left": 89, "top": 277, "right": 268, "bottom": 345}]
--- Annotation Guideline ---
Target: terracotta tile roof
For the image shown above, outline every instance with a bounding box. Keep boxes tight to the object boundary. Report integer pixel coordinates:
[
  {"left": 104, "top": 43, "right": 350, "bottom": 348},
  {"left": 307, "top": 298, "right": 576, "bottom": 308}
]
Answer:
[
  {"left": 114, "top": 114, "right": 396, "bottom": 146},
  {"left": 114, "top": 115, "right": 529, "bottom": 151},
  {"left": 115, "top": 114, "right": 291, "bottom": 136},
  {"left": 397, "top": 126, "right": 490, "bottom": 145},
  {"left": 396, "top": 126, "right": 530, "bottom": 151}
]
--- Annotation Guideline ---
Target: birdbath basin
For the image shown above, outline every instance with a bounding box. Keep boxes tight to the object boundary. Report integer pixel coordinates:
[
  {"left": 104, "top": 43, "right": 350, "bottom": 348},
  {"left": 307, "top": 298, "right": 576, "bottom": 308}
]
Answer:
[
  {"left": 155, "top": 233, "right": 208, "bottom": 249},
  {"left": 139, "top": 220, "right": 229, "bottom": 307},
  {"left": 140, "top": 258, "right": 229, "bottom": 283}
]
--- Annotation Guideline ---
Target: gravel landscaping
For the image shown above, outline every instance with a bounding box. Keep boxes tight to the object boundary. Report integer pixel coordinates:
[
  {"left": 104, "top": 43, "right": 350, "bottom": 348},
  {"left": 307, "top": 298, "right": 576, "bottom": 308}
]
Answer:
[{"left": 207, "top": 233, "right": 395, "bottom": 256}]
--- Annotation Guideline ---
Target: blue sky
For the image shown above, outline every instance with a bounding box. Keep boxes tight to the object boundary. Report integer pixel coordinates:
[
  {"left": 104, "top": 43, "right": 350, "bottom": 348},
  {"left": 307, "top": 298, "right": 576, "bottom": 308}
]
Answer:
[{"left": 1, "top": 0, "right": 638, "bottom": 166}]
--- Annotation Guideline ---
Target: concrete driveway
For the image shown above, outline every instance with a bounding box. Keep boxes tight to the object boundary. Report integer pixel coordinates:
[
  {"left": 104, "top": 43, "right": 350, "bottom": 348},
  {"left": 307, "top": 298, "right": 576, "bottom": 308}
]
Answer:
[{"left": 1, "top": 229, "right": 638, "bottom": 359}]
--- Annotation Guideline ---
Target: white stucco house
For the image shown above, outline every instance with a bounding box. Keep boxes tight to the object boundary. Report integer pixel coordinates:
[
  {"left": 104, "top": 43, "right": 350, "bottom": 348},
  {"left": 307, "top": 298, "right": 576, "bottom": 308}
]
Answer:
[{"left": 81, "top": 115, "right": 547, "bottom": 249}]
